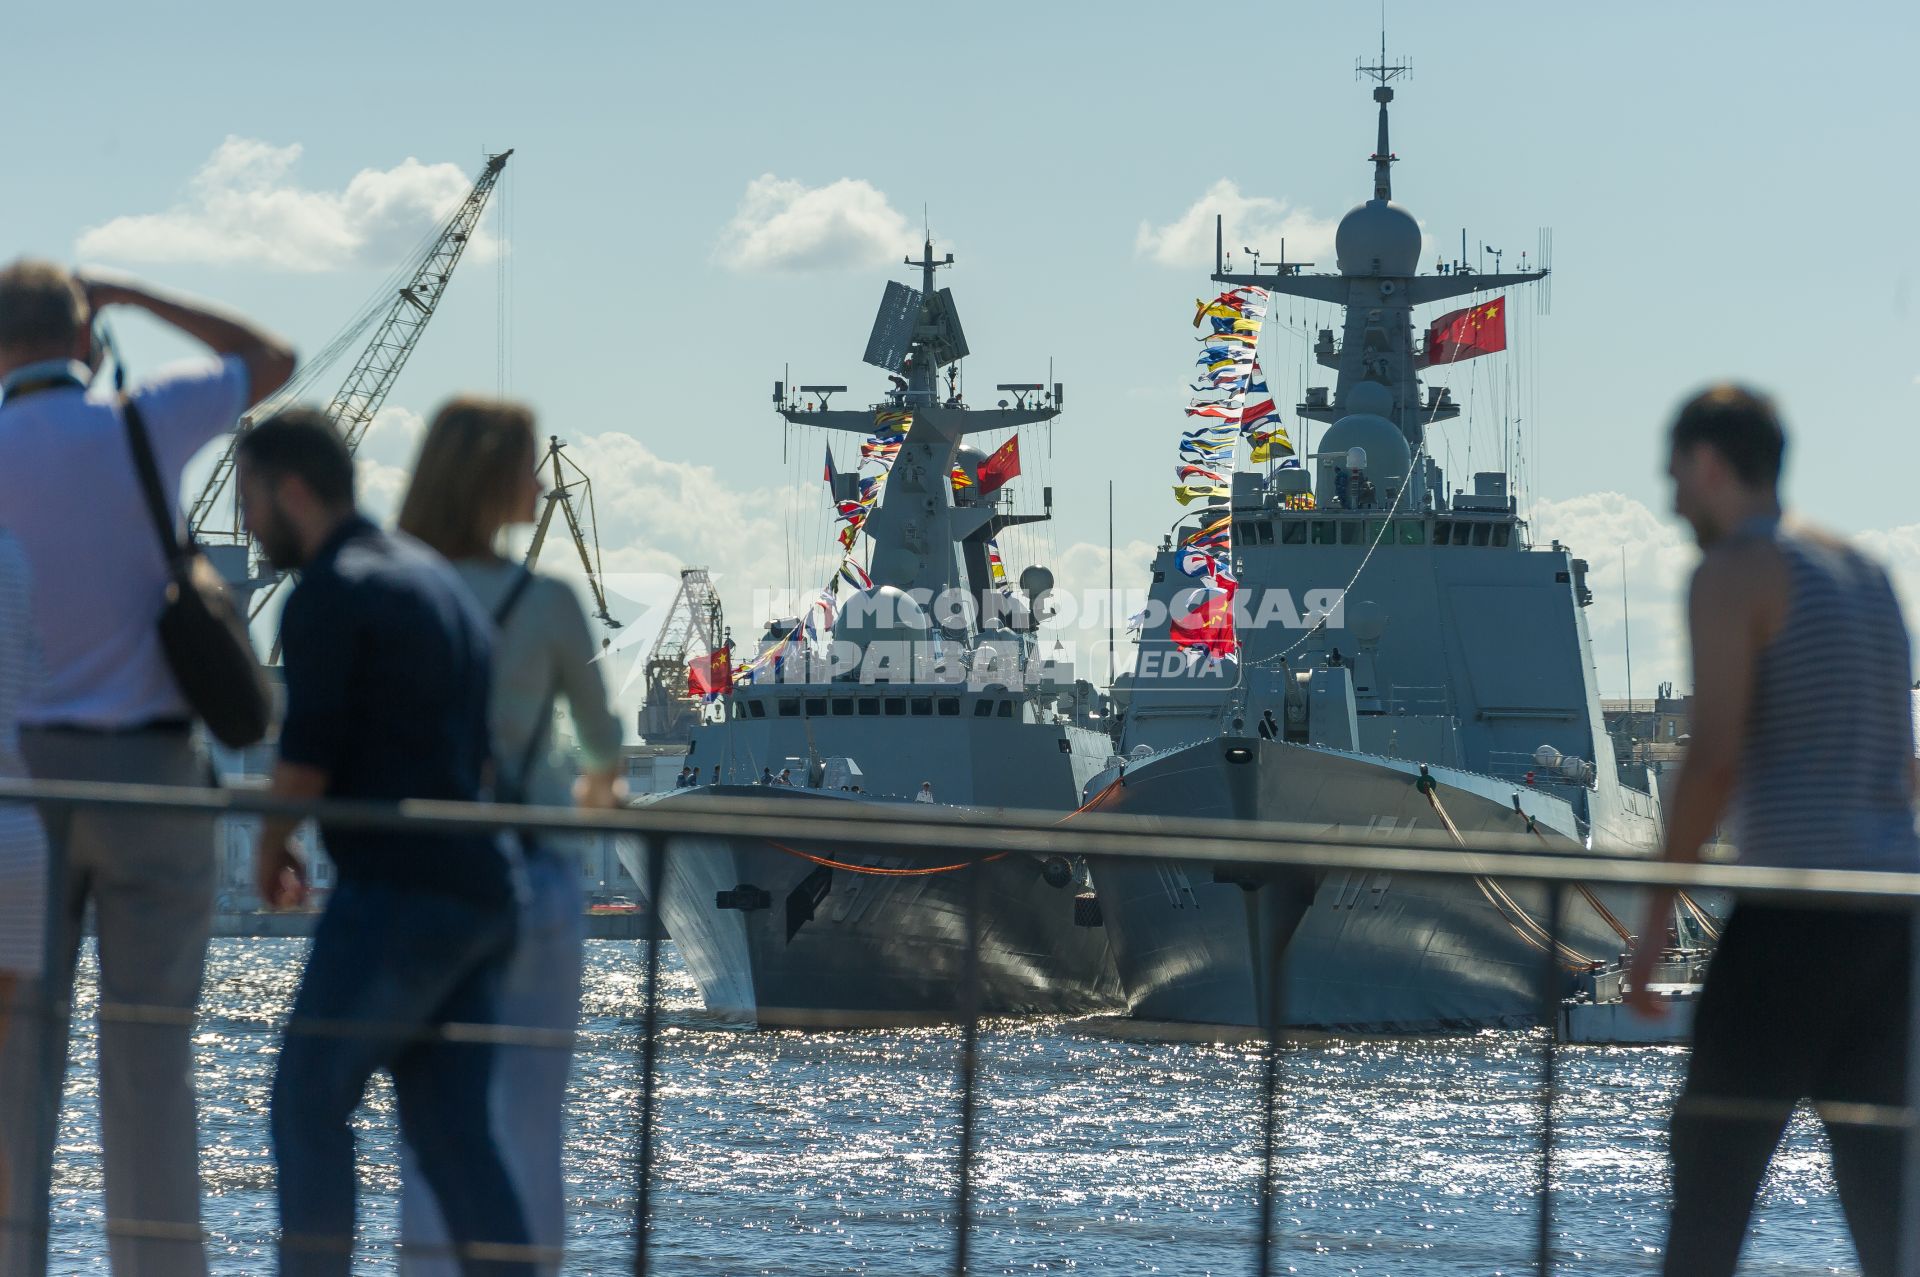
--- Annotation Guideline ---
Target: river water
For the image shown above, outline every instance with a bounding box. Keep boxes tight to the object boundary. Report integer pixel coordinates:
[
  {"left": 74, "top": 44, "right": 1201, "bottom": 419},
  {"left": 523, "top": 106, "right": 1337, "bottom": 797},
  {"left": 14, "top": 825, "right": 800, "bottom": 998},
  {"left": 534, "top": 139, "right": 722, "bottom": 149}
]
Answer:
[{"left": 41, "top": 939, "right": 1862, "bottom": 1274}]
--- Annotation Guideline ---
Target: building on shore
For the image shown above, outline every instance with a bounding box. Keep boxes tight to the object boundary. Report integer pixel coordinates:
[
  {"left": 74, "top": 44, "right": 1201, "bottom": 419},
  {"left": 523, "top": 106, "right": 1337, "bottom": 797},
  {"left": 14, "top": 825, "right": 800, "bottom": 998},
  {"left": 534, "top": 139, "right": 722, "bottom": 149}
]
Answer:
[{"left": 1602, "top": 681, "right": 1692, "bottom": 771}]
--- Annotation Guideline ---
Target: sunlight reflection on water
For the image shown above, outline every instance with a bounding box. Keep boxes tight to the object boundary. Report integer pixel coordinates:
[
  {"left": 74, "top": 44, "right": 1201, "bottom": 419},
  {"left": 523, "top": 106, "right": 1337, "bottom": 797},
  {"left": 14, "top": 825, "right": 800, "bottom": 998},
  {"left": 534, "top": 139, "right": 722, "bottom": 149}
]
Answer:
[{"left": 39, "top": 940, "right": 1862, "bottom": 1275}]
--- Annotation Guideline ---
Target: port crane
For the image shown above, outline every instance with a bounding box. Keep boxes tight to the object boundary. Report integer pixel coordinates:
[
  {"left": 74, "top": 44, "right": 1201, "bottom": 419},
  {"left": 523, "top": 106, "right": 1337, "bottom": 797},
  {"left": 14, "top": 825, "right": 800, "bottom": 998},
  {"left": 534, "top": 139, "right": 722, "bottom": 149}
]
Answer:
[
  {"left": 639, "top": 569, "right": 724, "bottom": 744},
  {"left": 525, "top": 435, "right": 620, "bottom": 630},
  {"left": 187, "top": 148, "right": 513, "bottom": 616}
]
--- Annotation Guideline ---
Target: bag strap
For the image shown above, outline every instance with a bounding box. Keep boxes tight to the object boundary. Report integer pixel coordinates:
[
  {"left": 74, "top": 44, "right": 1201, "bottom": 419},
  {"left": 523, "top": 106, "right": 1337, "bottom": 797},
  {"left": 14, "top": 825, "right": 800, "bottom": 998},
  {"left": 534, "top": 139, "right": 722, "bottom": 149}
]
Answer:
[
  {"left": 121, "top": 399, "right": 187, "bottom": 576},
  {"left": 492, "top": 563, "right": 537, "bottom": 628},
  {"left": 492, "top": 565, "right": 553, "bottom": 804}
]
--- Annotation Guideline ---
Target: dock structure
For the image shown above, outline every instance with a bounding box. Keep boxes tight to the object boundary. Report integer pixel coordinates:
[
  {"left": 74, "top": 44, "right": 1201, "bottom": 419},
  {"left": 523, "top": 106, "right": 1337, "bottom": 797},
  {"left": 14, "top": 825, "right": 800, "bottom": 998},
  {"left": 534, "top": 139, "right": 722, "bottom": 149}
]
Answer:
[{"left": 3, "top": 776, "right": 1919, "bottom": 1275}]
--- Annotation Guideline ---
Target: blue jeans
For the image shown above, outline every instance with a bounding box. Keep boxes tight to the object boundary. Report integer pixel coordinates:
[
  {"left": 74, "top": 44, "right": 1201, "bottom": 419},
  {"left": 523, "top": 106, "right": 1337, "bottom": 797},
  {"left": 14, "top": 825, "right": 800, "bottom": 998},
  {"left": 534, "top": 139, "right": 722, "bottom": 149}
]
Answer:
[
  {"left": 400, "top": 850, "right": 584, "bottom": 1276},
  {"left": 271, "top": 880, "right": 533, "bottom": 1277}
]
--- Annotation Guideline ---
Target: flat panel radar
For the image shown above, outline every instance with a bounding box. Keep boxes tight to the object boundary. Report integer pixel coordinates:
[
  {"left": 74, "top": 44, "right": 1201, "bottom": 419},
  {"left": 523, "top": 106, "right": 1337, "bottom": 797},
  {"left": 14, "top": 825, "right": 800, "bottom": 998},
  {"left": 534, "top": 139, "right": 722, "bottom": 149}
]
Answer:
[
  {"left": 862, "top": 281, "right": 921, "bottom": 371},
  {"left": 923, "top": 287, "right": 970, "bottom": 367}
]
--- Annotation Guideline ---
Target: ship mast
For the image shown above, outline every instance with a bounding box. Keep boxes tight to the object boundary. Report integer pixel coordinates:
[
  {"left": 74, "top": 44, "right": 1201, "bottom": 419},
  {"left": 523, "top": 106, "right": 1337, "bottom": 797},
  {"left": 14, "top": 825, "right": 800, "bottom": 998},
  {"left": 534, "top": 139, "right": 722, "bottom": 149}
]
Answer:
[
  {"left": 1207, "top": 57, "right": 1547, "bottom": 502},
  {"left": 776, "top": 243, "right": 1062, "bottom": 644}
]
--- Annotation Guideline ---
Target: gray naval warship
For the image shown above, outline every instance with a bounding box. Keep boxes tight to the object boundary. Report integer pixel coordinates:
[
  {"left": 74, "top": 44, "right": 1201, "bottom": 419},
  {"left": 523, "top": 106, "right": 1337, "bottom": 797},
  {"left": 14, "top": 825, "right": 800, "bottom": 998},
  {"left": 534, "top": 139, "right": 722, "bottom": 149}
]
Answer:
[
  {"left": 1084, "top": 56, "right": 1696, "bottom": 1032},
  {"left": 617, "top": 241, "right": 1125, "bottom": 1027}
]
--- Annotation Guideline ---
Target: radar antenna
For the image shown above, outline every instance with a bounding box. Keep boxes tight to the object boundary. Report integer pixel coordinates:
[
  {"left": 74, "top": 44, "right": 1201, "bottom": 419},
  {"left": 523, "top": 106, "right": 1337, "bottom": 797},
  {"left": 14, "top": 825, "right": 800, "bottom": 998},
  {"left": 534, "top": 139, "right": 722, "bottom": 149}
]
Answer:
[{"left": 1355, "top": 33, "right": 1411, "bottom": 201}]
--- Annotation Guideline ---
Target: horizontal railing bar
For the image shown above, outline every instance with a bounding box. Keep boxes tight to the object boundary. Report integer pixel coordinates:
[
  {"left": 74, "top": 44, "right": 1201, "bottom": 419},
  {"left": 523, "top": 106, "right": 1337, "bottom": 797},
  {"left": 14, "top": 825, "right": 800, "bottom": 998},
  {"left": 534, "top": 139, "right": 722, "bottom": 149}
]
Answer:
[{"left": 3, "top": 776, "right": 1919, "bottom": 906}]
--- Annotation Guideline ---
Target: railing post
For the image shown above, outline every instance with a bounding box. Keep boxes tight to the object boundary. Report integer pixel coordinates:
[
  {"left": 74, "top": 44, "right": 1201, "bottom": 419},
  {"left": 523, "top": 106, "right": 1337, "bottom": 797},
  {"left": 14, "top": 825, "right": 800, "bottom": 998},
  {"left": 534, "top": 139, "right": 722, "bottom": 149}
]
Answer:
[
  {"left": 950, "top": 850, "right": 984, "bottom": 1277},
  {"left": 632, "top": 836, "right": 666, "bottom": 1277},
  {"left": 1255, "top": 874, "right": 1298, "bottom": 1277},
  {"left": 1536, "top": 884, "right": 1563, "bottom": 1276},
  {"left": 1899, "top": 897, "right": 1920, "bottom": 1277},
  {"left": 13, "top": 813, "right": 71, "bottom": 1277}
]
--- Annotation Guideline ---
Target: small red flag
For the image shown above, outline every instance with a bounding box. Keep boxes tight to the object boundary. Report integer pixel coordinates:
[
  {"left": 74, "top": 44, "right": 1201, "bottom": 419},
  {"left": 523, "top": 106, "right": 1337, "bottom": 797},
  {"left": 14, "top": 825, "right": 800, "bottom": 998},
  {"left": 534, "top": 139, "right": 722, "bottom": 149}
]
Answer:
[
  {"left": 1425, "top": 296, "right": 1508, "bottom": 365},
  {"left": 687, "top": 647, "right": 732, "bottom": 700},
  {"left": 977, "top": 436, "right": 1021, "bottom": 495}
]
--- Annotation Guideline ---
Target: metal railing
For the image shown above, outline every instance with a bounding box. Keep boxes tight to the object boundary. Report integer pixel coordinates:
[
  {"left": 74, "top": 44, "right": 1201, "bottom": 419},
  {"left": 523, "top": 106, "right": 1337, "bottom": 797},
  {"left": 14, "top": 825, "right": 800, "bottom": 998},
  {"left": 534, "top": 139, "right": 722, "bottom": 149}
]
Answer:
[{"left": 1, "top": 774, "right": 1917, "bottom": 1275}]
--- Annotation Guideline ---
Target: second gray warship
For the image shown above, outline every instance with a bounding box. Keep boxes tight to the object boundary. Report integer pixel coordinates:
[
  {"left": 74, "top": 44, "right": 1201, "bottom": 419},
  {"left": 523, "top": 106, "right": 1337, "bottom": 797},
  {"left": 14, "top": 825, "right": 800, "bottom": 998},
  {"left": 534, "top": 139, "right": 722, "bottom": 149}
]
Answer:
[
  {"left": 1082, "top": 55, "right": 1709, "bottom": 1031},
  {"left": 618, "top": 242, "right": 1124, "bottom": 1026}
]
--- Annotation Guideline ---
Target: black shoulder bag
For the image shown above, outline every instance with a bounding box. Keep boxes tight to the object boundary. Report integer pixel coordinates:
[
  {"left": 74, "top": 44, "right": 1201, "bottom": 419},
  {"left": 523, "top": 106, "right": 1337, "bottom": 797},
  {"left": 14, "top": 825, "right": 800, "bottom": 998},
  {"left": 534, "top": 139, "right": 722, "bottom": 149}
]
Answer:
[{"left": 123, "top": 400, "right": 273, "bottom": 747}]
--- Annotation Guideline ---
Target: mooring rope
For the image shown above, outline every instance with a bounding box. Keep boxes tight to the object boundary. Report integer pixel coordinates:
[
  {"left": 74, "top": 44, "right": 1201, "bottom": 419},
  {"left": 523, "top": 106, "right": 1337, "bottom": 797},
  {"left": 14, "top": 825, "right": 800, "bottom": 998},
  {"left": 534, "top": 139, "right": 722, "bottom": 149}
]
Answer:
[{"left": 1417, "top": 771, "right": 1596, "bottom": 969}]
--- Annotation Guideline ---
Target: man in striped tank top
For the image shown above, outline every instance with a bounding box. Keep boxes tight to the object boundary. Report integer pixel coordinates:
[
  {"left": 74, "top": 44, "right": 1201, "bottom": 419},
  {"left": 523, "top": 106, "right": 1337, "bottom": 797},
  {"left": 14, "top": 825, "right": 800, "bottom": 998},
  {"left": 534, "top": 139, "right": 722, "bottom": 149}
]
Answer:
[{"left": 1626, "top": 385, "right": 1919, "bottom": 1276}]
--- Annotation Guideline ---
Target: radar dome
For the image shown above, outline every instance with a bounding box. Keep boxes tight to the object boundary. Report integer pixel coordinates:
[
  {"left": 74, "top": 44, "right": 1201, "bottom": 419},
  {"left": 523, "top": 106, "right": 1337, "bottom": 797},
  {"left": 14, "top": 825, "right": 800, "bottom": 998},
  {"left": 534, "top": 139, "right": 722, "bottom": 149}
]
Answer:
[
  {"left": 1344, "top": 381, "right": 1394, "bottom": 418},
  {"left": 831, "top": 585, "right": 930, "bottom": 650},
  {"left": 1335, "top": 199, "right": 1421, "bottom": 276},
  {"left": 1315, "top": 413, "right": 1412, "bottom": 506},
  {"left": 954, "top": 444, "right": 987, "bottom": 488}
]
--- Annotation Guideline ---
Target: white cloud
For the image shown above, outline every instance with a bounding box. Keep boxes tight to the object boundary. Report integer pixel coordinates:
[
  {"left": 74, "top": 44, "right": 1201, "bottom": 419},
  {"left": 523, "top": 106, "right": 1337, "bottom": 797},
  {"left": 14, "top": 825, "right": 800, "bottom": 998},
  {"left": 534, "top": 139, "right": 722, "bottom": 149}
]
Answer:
[
  {"left": 1852, "top": 523, "right": 1920, "bottom": 643},
  {"left": 719, "top": 175, "right": 914, "bottom": 273},
  {"left": 1134, "top": 180, "right": 1341, "bottom": 270},
  {"left": 1529, "top": 492, "right": 1697, "bottom": 697},
  {"left": 76, "top": 137, "right": 499, "bottom": 272},
  {"left": 1530, "top": 494, "right": 1920, "bottom": 698}
]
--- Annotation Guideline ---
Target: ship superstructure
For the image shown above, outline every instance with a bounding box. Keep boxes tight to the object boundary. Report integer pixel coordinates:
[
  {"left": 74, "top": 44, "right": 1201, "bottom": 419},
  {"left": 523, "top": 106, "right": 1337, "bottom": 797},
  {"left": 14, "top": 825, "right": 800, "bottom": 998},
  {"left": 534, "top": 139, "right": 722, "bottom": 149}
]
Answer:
[
  {"left": 1084, "top": 55, "right": 1696, "bottom": 1031},
  {"left": 618, "top": 243, "right": 1123, "bottom": 1026}
]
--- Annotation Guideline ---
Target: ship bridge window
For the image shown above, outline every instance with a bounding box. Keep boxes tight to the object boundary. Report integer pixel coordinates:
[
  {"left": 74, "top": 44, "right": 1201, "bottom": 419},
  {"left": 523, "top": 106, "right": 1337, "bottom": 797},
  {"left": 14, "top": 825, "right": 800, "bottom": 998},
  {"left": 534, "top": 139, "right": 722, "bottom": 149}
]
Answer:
[
  {"left": 1366, "top": 521, "right": 1387, "bottom": 545},
  {"left": 1492, "top": 524, "right": 1511, "bottom": 547},
  {"left": 805, "top": 697, "right": 827, "bottom": 717},
  {"left": 1399, "top": 521, "right": 1425, "bottom": 545},
  {"left": 1472, "top": 523, "right": 1492, "bottom": 546},
  {"left": 747, "top": 700, "right": 767, "bottom": 719},
  {"left": 857, "top": 697, "right": 880, "bottom": 716},
  {"left": 1340, "top": 521, "right": 1362, "bottom": 546},
  {"left": 831, "top": 697, "right": 853, "bottom": 715},
  {"left": 884, "top": 697, "right": 907, "bottom": 716},
  {"left": 1281, "top": 521, "right": 1308, "bottom": 545},
  {"left": 909, "top": 697, "right": 933, "bottom": 716},
  {"left": 1257, "top": 520, "right": 1275, "bottom": 545},
  {"left": 937, "top": 697, "right": 961, "bottom": 716},
  {"left": 1312, "top": 521, "right": 1335, "bottom": 545},
  {"left": 972, "top": 700, "right": 994, "bottom": 718},
  {"left": 996, "top": 700, "right": 1015, "bottom": 719},
  {"left": 1434, "top": 521, "right": 1453, "bottom": 545},
  {"left": 777, "top": 699, "right": 800, "bottom": 717}
]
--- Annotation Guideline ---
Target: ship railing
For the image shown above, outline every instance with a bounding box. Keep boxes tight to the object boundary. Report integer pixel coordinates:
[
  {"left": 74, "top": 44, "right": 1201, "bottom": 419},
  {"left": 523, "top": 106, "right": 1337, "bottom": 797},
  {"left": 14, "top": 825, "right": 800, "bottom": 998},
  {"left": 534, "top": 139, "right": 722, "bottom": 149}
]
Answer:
[
  {"left": 1384, "top": 683, "right": 1450, "bottom": 715},
  {"left": 1, "top": 774, "right": 1917, "bottom": 1277},
  {"left": 1489, "top": 749, "right": 1590, "bottom": 789}
]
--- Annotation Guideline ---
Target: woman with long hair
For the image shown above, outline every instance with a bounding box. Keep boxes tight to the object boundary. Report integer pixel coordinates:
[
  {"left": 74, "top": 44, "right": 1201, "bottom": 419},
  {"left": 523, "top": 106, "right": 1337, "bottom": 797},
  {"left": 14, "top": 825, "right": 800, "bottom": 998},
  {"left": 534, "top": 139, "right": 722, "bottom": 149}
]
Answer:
[{"left": 395, "top": 397, "right": 624, "bottom": 1276}]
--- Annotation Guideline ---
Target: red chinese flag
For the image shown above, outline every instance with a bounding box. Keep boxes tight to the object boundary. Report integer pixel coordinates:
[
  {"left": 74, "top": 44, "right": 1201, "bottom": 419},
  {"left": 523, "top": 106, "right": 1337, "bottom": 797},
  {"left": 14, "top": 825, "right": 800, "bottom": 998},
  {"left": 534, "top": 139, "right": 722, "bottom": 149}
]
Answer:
[
  {"left": 1425, "top": 296, "right": 1508, "bottom": 365},
  {"left": 977, "top": 436, "right": 1021, "bottom": 495},
  {"left": 687, "top": 648, "right": 733, "bottom": 700}
]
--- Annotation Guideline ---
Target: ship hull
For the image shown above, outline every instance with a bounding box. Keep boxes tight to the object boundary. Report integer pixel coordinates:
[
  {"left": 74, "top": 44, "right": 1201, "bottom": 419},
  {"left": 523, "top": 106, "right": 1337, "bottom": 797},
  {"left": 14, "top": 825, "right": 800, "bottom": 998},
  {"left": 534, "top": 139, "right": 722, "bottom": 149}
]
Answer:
[
  {"left": 617, "top": 786, "right": 1123, "bottom": 1026},
  {"left": 1088, "top": 738, "right": 1646, "bottom": 1032}
]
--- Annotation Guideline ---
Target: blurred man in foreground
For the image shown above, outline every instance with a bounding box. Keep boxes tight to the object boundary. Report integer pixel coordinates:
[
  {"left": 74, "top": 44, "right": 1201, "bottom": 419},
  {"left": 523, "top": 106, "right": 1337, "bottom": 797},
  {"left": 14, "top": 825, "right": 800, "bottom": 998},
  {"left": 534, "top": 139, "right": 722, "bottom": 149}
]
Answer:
[
  {"left": 237, "top": 409, "right": 532, "bottom": 1276},
  {"left": 1628, "top": 385, "right": 1918, "bottom": 1276}
]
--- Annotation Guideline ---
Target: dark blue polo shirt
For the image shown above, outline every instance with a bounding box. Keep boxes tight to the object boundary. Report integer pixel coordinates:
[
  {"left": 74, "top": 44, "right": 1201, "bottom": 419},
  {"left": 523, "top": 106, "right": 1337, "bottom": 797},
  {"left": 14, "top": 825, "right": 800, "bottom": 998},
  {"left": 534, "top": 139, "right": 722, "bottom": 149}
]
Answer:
[{"left": 278, "top": 514, "right": 515, "bottom": 901}]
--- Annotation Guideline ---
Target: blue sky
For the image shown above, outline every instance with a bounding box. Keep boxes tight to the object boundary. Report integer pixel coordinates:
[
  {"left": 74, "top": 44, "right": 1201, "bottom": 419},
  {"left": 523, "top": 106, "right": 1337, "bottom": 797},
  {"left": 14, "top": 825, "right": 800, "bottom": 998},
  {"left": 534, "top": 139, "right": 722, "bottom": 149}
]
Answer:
[{"left": 8, "top": 0, "right": 1918, "bottom": 708}]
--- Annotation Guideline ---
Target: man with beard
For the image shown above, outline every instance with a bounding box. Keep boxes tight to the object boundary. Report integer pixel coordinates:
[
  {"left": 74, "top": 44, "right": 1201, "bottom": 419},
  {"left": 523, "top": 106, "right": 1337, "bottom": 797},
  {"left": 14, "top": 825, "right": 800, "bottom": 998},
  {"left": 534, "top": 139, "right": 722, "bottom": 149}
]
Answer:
[
  {"left": 1627, "top": 385, "right": 1919, "bottom": 1276},
  {"left": 234, "top": 409, "right": 533, "bottom": 1276}
]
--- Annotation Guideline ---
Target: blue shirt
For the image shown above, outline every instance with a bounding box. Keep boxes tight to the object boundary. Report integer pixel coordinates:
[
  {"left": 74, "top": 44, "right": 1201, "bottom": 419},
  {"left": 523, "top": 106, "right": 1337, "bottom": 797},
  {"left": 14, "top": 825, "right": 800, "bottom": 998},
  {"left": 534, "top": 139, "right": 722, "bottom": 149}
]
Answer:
[
  {"left": 0, "top": 356, "right": 250, "bottom": 727},
  {"left": 278, "top": 515, "right": 517, "bottom": 900}
]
